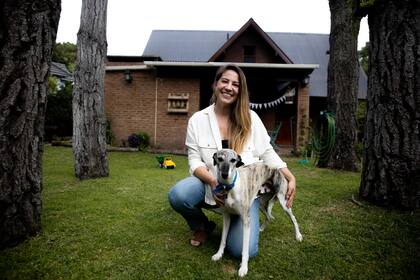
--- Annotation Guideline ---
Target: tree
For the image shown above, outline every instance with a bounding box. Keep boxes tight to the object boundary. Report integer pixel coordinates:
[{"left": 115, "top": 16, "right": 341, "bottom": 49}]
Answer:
[
  {"left": 45, "top": 42, "right": 76, "bottom": 142},
  {"left": 52, "top": 42, "right": 77, "bottom": 72},
  {"left": 325, "top": 0, "right": 361, "bottom": 171},
  {"left": 357, "top": 41, "right": 370, "bottom": 148},
  {"left": 358, "top": 42, "right": 369, "bottom": 74},
  {"left": 359, "top": 0, "right": 420, "bottom": 208},
  {"left": 45, "top": 81, "right": 73, "bottom": 141},
  {"left": 0, "top": 0, "right": 60, "bottom": 248},
  {"left": 72, "top": 0, "right": 109, "bottom": 180}
]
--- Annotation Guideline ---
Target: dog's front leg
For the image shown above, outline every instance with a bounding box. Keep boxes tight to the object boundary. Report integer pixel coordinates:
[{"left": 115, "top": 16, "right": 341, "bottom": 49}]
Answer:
[
  {"left": 212, "top": 212, "right": 231, "bottom": 261},
  {"left": 238, "top": 213, "right": 250, "bottom": 277}
]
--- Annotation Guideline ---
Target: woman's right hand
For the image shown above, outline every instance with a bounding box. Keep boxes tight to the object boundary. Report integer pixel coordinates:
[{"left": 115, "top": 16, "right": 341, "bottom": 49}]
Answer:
[
  {"left": 212, "top": 190, "right": 225, "bottom": 207},
  {"left": 193, "top": 167, "right": 224, "bottom": 206},
  {"left": 209, "top": 178, "right": 225, "bottom": 207}
]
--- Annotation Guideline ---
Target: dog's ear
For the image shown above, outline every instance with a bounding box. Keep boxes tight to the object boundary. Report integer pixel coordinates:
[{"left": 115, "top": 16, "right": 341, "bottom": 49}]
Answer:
[
  {"left": 236, "top": 155, "right": 244, "bottom": 167},
  {"left": 213, "top": 152, "right": 218, "bottom": 166}
]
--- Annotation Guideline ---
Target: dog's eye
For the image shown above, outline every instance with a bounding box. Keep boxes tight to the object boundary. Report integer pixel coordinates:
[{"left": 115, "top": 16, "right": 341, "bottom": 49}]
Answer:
[
  {"left": 230, "top": 159, "right": 236, "bottom": 163},
  {"left": 217, "top": 157, "right": 224, "bottom": 162}
]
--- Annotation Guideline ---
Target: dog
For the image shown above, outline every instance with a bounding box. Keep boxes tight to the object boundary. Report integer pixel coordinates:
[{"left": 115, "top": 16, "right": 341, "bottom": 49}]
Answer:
[{"left": 211, "top": 149, "right": 303, "bottom": 277}]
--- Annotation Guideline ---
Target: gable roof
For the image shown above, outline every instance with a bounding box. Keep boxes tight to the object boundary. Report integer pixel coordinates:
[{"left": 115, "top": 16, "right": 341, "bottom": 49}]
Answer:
[
  {"left": 208, "top": 18, "right": 292, "bottom": 63},
  {"left": 142, "top": 24, "right": 367, "bottom": 99},
  {"left": 143, "top": 30, "right": 329, "bottom": 64}
]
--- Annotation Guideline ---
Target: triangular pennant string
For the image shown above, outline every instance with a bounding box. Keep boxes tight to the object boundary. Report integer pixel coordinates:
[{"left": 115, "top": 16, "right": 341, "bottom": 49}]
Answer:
[{"left": 248, "top": 90, "right": 295, "bottom": 110}]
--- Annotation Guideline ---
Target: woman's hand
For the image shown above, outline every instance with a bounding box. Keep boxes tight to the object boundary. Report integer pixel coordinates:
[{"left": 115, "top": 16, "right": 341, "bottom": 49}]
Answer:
[
  {"left": 210, "top": 179, "right": 225, "bottom": 207},
  {"left": 193, "top": 167, "right": 225, "bottom": 206},
  {"left": 213, "top": 191, "right": 226, "bottom": 207},
  {"left": 280, "top": 167, "right": 296, "bottom": 208},
  {"left": 285, "top": 179, "right": 296, "bottom": 208}
]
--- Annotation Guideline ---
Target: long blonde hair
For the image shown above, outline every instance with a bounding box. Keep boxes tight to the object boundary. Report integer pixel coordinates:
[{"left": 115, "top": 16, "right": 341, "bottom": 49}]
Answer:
[{"left": 210, "top": 64, "right": 251, "bottom": 154}]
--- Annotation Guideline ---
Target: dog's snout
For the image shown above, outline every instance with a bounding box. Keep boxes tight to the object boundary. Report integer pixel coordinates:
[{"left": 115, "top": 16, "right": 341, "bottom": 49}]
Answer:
[{"left": 221, "top": 173, "right": 229, "bottom": 179}]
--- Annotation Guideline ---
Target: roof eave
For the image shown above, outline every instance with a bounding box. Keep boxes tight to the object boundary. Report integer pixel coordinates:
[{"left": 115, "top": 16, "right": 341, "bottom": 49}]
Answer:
[
  {"left": 143, "top": 61, "right": 318, "bottom": 70},
  {"left": 105, "top": 65, "right": 150, "bottom": 71}
]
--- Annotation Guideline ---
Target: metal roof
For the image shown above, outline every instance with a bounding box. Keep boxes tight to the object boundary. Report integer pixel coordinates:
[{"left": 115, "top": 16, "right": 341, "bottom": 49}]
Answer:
[
  {"left": 143, "top": 30, "right": 235, "bottom": 62},
  {"left": 143, "top": 30, "right": 367, "bottom": 99},
  {"left": 50, "top": 62, "right": 73, "bottom": 82}
]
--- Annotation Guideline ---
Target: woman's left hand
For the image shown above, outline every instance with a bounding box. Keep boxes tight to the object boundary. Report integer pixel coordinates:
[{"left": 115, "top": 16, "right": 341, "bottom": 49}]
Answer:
[
  {"left": 280, "top": 167, "right": 296, "bottom": 208},
  {"left": 285, "top": 179, "right": 296, "bottom": 208}
]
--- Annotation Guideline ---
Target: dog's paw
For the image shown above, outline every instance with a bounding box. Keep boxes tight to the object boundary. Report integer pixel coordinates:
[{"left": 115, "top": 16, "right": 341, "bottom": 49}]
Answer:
[
  {"left": 212, "top": 252, "right": 223, "bottom": 261},
  {"left": 296, "top": 232, "right": 303, "bottom": 242},
  {"left": 238, "top": 264, "right": 248, "bottom": 277}
]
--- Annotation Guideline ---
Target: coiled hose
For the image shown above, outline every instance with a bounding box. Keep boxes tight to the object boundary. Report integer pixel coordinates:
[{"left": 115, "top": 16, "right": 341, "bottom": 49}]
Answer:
[{"left": 311, "top": 111, "right": 335, "bottom": 166}]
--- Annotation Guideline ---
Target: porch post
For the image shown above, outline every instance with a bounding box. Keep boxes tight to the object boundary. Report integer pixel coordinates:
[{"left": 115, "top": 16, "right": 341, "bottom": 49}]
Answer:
[{"left": 295, "top": 83, "right": 310, "bottom": 155}]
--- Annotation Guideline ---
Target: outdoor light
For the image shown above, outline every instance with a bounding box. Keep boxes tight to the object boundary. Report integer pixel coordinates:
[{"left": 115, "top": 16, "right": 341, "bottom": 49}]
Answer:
[
  {"left": 284, "top": 87, "right": 296, "bottom": 105},
  {"left": 301, "top": 76, "right": 310, "bottom": 86},
  {"left": 124, "top": 70, "right": 132, "bottom": 83}
]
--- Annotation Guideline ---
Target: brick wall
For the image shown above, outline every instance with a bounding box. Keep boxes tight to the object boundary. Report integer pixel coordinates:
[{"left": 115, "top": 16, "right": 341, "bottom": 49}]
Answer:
[
  {"left": 104, "top": 69, "right": 200, "bottom": 152},
  {"left": 295, "top": 84, "right": 310, "bottom": 153},
  {"left": 154, "top": 77, "right": 200, "bottom": 151}
]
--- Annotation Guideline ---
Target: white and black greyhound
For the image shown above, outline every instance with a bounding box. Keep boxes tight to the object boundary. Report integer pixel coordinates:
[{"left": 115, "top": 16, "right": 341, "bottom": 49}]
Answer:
[{"left": 211, "top": 149, "right": 303, "bottom": 277}]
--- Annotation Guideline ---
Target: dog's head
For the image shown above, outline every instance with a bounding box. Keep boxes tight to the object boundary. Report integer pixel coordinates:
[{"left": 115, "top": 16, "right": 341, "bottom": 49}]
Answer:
[{"left": 213, "top": 149, "right": 244, "bottom": 184}]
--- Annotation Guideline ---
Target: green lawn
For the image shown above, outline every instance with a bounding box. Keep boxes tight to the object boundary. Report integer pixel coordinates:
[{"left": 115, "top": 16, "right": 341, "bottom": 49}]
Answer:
[{"left": 1, "top": 146, "right": 419, "bottom": 279}]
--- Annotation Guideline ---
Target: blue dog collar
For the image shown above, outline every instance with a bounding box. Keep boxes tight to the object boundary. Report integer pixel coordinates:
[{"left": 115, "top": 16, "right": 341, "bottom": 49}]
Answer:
[{"left": 213, "top": 172, "right": 238, "bottom": 194}]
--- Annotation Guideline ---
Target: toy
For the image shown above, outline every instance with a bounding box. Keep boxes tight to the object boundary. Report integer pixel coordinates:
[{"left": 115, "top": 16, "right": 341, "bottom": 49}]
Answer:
[{"left": 156, "top": 155, "right": 176, "bottom": 169}]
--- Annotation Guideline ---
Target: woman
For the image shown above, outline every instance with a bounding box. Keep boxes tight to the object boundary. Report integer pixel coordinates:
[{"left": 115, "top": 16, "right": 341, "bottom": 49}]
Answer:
[{"left": 168, "top": 64, "right": 296, "bottom": 258}]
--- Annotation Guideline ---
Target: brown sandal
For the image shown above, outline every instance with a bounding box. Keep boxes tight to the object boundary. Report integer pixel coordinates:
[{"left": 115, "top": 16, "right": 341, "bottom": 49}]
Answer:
[{"left": 190, "top": 221, "right": 216, "bottom": 247}]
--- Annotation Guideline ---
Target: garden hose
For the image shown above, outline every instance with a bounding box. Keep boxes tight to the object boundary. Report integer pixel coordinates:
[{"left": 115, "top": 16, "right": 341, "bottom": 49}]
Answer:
[{"left": 311, "top": 111, "right": 335, "bottom": 166}]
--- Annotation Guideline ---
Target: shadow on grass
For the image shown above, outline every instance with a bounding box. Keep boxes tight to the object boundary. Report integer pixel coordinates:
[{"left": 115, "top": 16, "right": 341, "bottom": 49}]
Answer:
[{"left": 0, "top": 146, "right": 419, "bottom": 279}]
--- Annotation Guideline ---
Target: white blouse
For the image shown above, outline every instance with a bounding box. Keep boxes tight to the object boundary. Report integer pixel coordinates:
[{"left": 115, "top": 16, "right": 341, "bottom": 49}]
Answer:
[{"left": 185, "top": 104, "right": 287, "bottom": 205}]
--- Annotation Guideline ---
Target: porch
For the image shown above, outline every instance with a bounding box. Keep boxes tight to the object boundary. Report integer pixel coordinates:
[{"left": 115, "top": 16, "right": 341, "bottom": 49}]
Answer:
[{"left": 147, "top": 61, "right": 316, "bottom": 152}]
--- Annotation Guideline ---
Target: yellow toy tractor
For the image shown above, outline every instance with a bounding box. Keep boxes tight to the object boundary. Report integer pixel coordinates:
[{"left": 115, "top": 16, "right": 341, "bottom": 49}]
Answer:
[{"left": 156, "top": 155, "right": 176, "bottom": 169}]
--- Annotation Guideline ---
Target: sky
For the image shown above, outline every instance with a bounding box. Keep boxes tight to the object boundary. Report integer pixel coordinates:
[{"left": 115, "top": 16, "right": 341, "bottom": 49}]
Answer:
[{"left": 56, "top": 0, "right": 370, "bottom": 56}]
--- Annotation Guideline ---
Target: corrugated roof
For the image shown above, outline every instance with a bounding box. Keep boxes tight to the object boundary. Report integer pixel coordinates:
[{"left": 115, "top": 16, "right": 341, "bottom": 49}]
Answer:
[
  {"left": 50, "top": 62, "right": 73, "bottom": 82},
  {"left": 143, "top": 30, "right": 367, "bottom": 98},
  {"left": 143, "top": 30, "right": 236, "bottom": 62}
]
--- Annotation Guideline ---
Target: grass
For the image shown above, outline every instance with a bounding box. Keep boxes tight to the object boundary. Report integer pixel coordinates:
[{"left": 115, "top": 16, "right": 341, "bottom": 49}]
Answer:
[{"left": 1, "top": 146, "right": 419, "bottom": 279}]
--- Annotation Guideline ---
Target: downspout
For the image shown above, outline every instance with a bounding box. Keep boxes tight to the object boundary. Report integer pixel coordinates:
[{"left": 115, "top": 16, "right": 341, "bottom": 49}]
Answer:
[{"left": 154, "top": 77, "right": 158, "bottom": 146}]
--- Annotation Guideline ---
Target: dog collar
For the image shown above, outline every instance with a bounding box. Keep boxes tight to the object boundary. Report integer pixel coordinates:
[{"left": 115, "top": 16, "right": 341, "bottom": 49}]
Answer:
[{"left": 213, "top": 172, "right": 238, "bottom": 194}]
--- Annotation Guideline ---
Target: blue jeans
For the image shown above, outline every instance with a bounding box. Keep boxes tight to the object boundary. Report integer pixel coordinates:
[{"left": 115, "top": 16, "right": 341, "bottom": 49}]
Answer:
[{"left": 168, "top": 176, "right": 259, "bottom": 258}]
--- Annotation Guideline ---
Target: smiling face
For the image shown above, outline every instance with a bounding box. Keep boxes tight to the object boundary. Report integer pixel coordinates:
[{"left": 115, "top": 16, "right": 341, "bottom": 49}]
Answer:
[{"left": 214, "top": 69, "right": 240, "bottom": 107}]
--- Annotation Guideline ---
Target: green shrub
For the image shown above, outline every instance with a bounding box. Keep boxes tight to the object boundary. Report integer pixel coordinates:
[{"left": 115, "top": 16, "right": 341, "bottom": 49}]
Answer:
[
  {"left": 127, "top": 134, "right": 140, "bottom": 148},
  {"left": 45, "top": 81, "right": 73, "bottom": 141},
  {"left": 126, "top": 132, "right": 150, "bottom": 151},
  {"left": 357, "top": 101, "right": 366, "bottom": 143},
  {"left": 137, "top": 131, "right": 150, "bottom": 151}
]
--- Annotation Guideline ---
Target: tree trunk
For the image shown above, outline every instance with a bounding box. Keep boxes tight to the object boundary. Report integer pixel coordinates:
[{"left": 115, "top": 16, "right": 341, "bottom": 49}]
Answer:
[
  {"left": 325, "top": 0, "right": 361, "bottom": 171},
  {"left": 0, "top": 0, "right": 60, "bottom": 248},
  {"left": 360, "top": 0, "right": 420, "bottom": 208},
  {"left": 73, "top": 0, "right": 109, "bottom": 180}
]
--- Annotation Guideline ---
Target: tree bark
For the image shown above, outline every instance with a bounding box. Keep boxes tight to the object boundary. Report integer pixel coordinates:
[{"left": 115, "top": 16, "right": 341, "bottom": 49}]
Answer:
[
  {"left": 325, "top": 0, "right": 361, "bottom": 171},
  {"left": 73, "top": 0, "right": 109, "bottom": 180},
  {"left": 360, "top": 0, "right": 420, "bottom": 208},
  {"left": 0, "top": 0, "right": 60, "bottom": 248}
]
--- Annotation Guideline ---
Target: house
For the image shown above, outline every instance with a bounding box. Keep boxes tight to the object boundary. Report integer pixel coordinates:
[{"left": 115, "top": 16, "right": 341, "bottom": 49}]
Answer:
[
  {"left": 104, "top": 18, "right": 367, "bottom": 154},
  {"left": 50, "top": 62, "right": 73, "bottom": 90}
]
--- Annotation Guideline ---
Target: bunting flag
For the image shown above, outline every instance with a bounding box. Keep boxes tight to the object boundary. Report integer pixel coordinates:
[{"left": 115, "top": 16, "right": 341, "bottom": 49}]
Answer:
[{"left": 249, "top": 95, "right": 287, "bottom": 110}]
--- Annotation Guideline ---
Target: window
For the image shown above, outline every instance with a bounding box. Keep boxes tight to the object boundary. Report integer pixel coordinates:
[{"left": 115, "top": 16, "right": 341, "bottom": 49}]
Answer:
[{"left": 243, "top": 46, "right": 256, "bottom": 63}]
